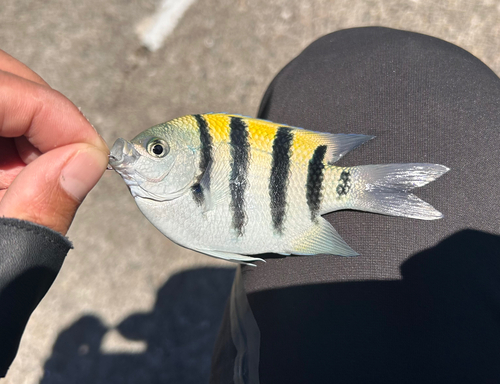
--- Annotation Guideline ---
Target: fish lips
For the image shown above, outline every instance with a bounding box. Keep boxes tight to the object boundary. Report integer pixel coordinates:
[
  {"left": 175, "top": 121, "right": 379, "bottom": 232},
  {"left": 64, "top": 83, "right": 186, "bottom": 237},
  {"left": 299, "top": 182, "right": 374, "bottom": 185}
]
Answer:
[
  {"left": 109, "top": 138, "right": 140, "bottom": 167},
  {"left": 108, "top": 138, "right": 142, "bottom": 179}
]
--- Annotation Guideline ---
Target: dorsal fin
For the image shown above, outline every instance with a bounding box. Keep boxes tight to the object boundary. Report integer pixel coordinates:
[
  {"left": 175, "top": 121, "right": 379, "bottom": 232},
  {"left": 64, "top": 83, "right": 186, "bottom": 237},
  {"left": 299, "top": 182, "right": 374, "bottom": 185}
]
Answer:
[{"left": 297, "top": 131, "right": 374, "bottom": 164}]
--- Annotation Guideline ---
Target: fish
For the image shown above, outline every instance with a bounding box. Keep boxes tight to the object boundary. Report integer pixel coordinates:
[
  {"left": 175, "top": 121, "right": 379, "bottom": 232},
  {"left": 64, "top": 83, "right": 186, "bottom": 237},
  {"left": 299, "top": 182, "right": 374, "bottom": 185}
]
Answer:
[{"left": 109, "top": 113, "right": 449, "bottom": 265}]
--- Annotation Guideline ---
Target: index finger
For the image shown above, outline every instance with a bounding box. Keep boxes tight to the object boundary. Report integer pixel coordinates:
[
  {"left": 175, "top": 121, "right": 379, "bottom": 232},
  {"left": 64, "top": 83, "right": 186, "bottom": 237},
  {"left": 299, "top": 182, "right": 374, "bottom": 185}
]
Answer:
[
  {"left": 0, "top": 70, "right": 107, "bottom": 153},
  {"left": 0, "top": 50, "right": 49, "bottom": 86}
]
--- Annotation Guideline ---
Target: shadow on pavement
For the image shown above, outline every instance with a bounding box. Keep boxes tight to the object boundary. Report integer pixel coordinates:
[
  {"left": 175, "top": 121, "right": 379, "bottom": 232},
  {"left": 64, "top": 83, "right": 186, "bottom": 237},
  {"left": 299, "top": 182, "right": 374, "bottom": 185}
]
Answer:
[{"left": 40, "top": 267, "right": 236, "bottom": 384}]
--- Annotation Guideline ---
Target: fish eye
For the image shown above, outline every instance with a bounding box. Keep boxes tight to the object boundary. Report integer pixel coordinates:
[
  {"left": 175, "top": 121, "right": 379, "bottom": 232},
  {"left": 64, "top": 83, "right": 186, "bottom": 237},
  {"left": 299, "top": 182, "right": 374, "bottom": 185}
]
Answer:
[{"left": 146, "top": 138, "right": 169, "bottom": 158}]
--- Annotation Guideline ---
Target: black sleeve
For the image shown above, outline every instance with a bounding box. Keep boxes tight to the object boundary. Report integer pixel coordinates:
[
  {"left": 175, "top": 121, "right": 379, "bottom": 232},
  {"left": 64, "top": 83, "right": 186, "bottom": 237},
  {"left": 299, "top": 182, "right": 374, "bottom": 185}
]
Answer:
[{"left": 0, "top": 218, "right": 71, "bottom": 377}]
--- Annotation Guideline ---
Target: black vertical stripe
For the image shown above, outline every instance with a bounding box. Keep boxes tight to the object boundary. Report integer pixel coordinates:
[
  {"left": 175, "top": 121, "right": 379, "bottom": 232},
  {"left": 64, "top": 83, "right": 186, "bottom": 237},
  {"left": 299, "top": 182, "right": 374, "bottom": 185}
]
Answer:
[
  {"left": 229, "top": 117, "right": 250, "bottom": 236},
  {"left": 191, "top": 114, "right": 213, "bottom": 205},
  {"left": 269, "top": 127, "right": 293, "bottom": 234},
  {"left": 306, "top": 145, "right": 327, "bottom": 220}
]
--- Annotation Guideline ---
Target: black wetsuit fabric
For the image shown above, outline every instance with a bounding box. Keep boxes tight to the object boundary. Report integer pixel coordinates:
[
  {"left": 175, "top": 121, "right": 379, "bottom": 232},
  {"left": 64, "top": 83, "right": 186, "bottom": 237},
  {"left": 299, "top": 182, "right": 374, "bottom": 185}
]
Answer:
[{"left": 211, "top": 27, "right": 500, "bottom": 383}]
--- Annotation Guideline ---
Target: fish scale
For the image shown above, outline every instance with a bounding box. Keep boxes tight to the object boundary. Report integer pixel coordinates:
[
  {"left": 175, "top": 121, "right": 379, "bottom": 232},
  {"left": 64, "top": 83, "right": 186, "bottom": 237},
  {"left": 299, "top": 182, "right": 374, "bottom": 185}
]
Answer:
[{"left": 109, "top": 113, "right": 449, "bottom": 265}]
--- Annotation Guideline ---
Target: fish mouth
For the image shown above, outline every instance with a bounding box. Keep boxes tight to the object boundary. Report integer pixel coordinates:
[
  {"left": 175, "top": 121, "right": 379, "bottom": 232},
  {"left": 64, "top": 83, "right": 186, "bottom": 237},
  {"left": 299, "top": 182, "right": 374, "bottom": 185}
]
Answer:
[
  {"left": 109, "top": 138, "right": 140, "bottom": 168},
  {"left": 108, "top": 138, "right": 143, "bottom": 183}
]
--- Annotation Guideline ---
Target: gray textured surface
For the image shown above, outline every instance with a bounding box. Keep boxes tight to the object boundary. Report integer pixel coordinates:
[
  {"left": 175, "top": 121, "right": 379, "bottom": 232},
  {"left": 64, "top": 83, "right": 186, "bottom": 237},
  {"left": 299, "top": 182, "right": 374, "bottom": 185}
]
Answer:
[{"left": 2, "top": 0, "right": 500, "bottom": 383}]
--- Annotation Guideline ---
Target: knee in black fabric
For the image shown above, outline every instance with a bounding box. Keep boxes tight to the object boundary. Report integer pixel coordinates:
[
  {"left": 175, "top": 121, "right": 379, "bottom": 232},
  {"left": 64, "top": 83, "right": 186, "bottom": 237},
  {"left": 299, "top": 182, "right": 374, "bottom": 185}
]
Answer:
[
  {"left": 250, "top": 26, "right": 500, "bottom": 288},
  {"left": 211, "top": 28, "right": 500, "bottom": 384}
]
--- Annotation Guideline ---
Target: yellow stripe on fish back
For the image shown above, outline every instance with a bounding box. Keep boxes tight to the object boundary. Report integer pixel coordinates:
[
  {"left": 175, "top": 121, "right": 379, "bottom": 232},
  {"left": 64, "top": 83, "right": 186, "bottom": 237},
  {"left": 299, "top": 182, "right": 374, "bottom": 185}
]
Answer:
[
  {"left": 201, "top": 113, "right": 331, "bottom": 165},
  {"left": 290, "top": 129, "right": 332, "bottom": 164},
  {"left": 201, "top": 113, "right": 232, "bottom": 142},
  {"left": 244, "top": 118, "right": 280, "bottom": 153}
]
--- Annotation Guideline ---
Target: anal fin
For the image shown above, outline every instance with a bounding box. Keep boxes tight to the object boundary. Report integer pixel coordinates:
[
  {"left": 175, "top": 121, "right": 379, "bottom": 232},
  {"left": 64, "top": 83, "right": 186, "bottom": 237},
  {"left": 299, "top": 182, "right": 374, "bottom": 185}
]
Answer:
[{"left": 290, "top": 217, "right": 358, "bottom": 257}]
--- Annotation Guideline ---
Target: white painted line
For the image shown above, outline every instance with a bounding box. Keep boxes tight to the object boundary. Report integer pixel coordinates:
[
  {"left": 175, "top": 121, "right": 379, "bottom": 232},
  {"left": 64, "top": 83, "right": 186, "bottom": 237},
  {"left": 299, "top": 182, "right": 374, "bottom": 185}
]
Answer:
[{"left": 136, "top": 0, "right": 197, "bottom": 52}]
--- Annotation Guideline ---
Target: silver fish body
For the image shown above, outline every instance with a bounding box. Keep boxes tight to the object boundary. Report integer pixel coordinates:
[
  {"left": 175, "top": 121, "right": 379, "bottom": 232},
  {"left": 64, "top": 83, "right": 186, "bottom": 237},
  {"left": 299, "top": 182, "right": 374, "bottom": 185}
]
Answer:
[{"left": 109, "top": 113, "right": 449, "bottom": 264}]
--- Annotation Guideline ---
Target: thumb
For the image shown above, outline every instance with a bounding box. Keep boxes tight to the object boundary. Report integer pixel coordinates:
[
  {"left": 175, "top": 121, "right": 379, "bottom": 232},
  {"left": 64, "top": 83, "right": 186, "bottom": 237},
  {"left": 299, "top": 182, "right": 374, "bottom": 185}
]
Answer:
[{"left": 0, "top": 143, "right": 108, "bottom": 235}]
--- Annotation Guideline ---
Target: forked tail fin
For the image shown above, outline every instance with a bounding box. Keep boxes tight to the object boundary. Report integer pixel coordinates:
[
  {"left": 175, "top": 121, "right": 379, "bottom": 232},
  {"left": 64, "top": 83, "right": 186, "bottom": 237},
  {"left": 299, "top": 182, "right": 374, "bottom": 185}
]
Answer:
[{"left": 345, "top": 163, "right": 449, "bottom": 220}]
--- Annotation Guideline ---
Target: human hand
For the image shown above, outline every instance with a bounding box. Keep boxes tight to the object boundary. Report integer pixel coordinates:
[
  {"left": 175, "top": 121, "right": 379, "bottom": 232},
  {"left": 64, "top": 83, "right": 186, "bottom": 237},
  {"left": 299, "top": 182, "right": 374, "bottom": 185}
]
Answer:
[{"left": 0, "top": 50, "right": 109, "bottom": 235}]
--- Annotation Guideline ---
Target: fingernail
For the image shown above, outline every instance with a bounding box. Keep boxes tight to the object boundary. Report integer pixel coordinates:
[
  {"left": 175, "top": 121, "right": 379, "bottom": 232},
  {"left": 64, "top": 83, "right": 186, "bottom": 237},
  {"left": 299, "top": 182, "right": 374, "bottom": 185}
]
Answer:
[{"left": 60, "top": 147, "right": 108, "bottom": 202}]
